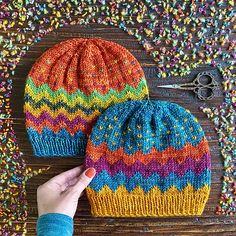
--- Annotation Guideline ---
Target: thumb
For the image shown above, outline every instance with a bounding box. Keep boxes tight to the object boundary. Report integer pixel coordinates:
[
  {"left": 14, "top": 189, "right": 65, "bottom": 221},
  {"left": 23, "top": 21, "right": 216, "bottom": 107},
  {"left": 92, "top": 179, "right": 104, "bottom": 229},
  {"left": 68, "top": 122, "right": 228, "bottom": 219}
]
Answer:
[{"left": 69, "top": 168, "right": 96, "bottom": 198}]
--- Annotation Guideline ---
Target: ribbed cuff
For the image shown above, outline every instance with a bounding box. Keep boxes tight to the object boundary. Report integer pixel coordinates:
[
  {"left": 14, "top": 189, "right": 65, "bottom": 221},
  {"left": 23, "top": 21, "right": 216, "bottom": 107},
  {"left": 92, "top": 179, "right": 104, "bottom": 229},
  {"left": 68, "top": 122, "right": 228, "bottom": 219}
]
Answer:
[
  {"left": 86, "top": 187, "right": 210, "bottom": 217},
  {"left": 37, "top": 213, "right": 73, "bottom": 236},
  {"left": 30, "top": 137, "right": 87, "bottom": 157}
]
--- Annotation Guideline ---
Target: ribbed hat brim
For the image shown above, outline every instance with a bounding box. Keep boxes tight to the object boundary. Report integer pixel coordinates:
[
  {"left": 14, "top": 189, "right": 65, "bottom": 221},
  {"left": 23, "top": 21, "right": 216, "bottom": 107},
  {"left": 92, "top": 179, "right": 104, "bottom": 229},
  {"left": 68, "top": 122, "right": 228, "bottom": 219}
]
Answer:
[
  {"left": 86, "top": 185, "right": 210, "bottom": 217},
  {"left": 29, "top": 137, "right": 87, "bottom": 157}
]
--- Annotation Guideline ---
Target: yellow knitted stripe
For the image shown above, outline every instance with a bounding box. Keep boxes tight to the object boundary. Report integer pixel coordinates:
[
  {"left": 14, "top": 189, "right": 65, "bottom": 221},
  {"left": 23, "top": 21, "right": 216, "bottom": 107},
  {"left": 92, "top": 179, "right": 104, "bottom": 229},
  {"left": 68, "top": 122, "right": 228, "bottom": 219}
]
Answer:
[
  {"left": 24, "top": 103, "right": 101, "bottom": 121},
  {"left": 86, "top": 185, "right": 210, "bottom": 217},
  {"left": 25, "top": 91, "right": 148, "bottom": 109}
]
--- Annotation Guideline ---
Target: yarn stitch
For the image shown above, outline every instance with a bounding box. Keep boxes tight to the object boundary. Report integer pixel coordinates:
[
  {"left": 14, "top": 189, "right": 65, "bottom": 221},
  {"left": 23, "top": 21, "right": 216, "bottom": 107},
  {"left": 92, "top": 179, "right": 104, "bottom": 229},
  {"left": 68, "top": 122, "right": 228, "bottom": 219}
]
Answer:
[
  {"left": 24, "top": 38, "right": 148, "bottom": 157},
  {"left": 85, "top": 100, "right": 211, "bottom": 217}
]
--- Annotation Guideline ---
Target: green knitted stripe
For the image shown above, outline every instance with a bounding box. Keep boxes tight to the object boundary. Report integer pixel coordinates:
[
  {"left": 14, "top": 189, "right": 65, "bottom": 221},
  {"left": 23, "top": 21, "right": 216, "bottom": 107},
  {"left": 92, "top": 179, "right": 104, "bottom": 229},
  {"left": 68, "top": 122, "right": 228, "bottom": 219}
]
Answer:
[{"left": 25, "top": 77, "right": 149, "bottom": 103}]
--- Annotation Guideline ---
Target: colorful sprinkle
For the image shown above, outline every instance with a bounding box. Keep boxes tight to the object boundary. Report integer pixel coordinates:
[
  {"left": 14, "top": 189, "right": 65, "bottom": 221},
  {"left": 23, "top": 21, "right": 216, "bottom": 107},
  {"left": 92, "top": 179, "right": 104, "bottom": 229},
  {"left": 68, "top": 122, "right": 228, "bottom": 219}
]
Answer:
[{"left": 0, "top": 0, "right": 235, "bottom": 234}]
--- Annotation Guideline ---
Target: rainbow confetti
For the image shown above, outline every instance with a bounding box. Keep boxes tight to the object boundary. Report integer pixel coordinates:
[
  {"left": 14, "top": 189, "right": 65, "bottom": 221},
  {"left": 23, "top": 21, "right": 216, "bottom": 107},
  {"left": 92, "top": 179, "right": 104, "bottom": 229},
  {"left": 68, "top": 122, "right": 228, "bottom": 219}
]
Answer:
[{"left": 0, "top": 0, "right": 235, "bottom": 234}]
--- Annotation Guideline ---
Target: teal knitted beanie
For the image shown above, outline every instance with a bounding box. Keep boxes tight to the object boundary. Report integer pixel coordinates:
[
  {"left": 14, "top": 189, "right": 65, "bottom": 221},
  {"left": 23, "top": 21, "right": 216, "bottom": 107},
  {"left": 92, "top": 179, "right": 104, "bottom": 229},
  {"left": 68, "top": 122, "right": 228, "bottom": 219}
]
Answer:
[{"left": 85, "top": 100, "right": 211, "bottom": 217}]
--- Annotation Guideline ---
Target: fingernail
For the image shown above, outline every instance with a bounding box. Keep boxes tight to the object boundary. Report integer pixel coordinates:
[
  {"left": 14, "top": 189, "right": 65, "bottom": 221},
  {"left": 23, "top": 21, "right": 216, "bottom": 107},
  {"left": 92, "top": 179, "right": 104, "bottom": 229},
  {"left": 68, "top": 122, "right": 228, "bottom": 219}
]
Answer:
[{"left": 85, "top": 168, "right": 96, "bottom": 178}]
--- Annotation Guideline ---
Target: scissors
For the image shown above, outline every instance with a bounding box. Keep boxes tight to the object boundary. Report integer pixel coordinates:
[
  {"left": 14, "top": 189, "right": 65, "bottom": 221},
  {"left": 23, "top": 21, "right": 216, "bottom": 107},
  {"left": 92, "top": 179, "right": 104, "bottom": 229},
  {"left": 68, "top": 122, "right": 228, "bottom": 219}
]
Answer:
[{"left": 157, "top": 71, "right": 219, "bottom": 100}]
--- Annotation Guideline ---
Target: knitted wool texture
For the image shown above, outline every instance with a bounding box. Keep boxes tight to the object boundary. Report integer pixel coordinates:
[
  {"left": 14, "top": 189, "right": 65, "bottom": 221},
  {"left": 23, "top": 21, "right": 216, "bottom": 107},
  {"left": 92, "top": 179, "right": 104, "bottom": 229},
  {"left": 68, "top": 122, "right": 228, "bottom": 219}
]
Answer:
[
  {"left": 85, "top": 100, "right": 211, "bottom": 217},
  {"left": 24, "top": 38, "right": 148, "bottom": 157}
]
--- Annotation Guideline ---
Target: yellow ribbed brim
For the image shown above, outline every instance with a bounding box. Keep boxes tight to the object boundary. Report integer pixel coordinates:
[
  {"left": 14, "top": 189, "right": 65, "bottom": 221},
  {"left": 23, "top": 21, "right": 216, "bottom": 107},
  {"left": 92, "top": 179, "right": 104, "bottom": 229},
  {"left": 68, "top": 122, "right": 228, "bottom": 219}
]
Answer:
[{"left": 86, "top": 185, "right": 210, "bottom": 217}]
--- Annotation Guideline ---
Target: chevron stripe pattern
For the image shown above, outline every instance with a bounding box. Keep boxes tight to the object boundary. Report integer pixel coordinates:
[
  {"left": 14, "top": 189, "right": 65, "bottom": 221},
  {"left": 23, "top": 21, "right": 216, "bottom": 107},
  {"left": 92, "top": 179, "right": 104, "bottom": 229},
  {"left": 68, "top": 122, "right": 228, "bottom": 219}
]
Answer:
[
  {"left": 24, "top": 38, "right": 149, "bottom": 157},
  {"left": 85, "top": 100, "right": 211, "bottom": 217}
]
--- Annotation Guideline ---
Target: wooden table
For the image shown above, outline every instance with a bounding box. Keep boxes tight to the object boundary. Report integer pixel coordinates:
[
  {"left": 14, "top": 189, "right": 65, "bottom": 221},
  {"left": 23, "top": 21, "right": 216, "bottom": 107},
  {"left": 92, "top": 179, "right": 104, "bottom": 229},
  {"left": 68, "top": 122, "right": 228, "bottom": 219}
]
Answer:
[{"left": 12, "top": 23, "right": 236, "bottom": 235}]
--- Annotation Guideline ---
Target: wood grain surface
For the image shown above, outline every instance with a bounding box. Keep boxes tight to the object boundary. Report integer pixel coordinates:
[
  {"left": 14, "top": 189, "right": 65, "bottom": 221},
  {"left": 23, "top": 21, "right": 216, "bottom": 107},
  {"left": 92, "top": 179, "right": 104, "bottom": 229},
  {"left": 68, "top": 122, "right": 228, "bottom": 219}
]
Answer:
[{"left": 11, "top": 23, "right": 236, "bottom": 235}]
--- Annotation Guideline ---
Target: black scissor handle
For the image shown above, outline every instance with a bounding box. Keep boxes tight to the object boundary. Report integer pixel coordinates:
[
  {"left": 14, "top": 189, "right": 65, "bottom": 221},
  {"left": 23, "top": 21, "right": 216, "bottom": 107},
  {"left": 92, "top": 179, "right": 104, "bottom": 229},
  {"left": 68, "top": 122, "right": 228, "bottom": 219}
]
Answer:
[
  {"left": 195, "top": 72, "right": 217, "bottom": 87},
  {"left": 194, "top": 87, "right": 215, "bottom": 100}
]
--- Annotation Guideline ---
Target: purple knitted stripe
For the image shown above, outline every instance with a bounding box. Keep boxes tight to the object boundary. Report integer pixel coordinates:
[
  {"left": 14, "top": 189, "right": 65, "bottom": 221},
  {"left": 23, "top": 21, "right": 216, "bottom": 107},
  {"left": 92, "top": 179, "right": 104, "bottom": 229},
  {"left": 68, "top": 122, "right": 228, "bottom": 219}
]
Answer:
[
  {"left": 25, "top": 111, "right": 96, "bottom": 129},
  {"left": 85, "top": 153, "right": 211, "bottom": 178}
]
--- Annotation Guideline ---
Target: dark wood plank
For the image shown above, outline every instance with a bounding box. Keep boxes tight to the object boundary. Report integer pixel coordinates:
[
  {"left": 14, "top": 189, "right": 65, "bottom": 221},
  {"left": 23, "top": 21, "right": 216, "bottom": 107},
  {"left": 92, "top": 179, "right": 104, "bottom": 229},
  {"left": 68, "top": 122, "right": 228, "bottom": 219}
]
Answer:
[{"left": 8, "top": 23, "right": 235, "bottom": 235}]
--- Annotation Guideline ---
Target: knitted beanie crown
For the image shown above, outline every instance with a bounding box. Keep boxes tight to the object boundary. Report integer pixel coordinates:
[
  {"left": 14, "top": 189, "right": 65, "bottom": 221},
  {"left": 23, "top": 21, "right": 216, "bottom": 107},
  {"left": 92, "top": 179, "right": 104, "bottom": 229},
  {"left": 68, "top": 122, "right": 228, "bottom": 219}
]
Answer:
[
  {"left": 85, "top": 100, "right": 211, "bottom": 217},
  {"left": 24, "top": 38, "right": 148, "bottom": 157}
]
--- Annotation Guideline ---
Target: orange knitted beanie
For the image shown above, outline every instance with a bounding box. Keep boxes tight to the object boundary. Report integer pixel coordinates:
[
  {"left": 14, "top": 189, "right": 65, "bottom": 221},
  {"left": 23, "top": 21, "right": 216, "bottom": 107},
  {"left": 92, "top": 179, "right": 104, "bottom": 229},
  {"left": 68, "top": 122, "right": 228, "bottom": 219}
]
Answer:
[{"left": 24, "top": 38, "right": 149, "bottom": 157}]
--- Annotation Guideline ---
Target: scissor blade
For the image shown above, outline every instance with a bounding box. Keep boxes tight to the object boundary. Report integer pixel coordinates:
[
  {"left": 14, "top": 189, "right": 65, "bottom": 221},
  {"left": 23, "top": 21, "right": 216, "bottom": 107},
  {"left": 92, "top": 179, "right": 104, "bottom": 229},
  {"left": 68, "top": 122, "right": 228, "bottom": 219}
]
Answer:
[{"left": 157, "top": 84, "right": 180, "bottom": 89}]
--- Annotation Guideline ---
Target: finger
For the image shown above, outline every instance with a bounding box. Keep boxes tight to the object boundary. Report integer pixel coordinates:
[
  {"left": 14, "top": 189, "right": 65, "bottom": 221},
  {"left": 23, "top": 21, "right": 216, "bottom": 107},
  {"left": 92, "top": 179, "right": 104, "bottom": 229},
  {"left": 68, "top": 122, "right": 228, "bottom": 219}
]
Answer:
[
  {"left": 68, "top": 168, "right": 96, "bottom": 198},
  {"left": 47, "top": 165, "right": 84, "bottom": 188},
  {"left": 61, "top": 176, "right": 81, "bottom": 192}
]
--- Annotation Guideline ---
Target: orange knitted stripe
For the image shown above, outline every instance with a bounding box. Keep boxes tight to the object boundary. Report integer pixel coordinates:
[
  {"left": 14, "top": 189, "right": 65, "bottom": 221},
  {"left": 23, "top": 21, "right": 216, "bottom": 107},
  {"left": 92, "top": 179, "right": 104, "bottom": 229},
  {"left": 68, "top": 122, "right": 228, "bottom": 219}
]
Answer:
[
  {"left": 28, "top": 38, "right": 145, "bottom": 95},
  {"left": 25, "top": 119, "right": 93, "bottom": 136},
  {"left": 86, "top": 137, "right": 210, "bottom": 165}
]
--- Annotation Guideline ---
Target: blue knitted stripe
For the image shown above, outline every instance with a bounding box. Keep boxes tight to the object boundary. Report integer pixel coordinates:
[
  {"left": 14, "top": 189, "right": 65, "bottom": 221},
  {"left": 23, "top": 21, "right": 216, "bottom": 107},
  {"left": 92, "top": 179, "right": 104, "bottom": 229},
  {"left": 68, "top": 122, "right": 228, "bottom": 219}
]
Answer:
[
  {"left": 89, "top": 169, "right": 211, "bottom": 192},
  {"left": 27, "top": 127, "right": 87, "bottom": 157},
  {"left": 27, "top": 127, "right": 86, "bottom": 139},
  {"left": 90, "top": 100, "right": 205, "bottom": 154}
]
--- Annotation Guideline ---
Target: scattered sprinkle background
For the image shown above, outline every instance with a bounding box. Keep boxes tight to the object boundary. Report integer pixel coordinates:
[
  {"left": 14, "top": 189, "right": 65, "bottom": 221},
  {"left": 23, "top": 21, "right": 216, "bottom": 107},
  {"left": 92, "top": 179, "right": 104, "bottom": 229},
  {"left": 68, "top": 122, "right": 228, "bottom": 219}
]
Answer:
[{"left": 0, "top": 0, "right": 235, "bottom": 235}]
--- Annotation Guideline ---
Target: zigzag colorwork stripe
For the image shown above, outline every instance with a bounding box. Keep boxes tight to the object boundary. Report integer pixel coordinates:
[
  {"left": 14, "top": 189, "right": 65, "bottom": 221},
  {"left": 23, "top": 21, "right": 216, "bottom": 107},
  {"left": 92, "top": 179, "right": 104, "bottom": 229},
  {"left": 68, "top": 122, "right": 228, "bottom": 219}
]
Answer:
[
  {"left": 25, "top": 77, "right": 148, "bottom": 109},
  {"left": 89, "top": 169, "right": 211, "bottom": 192},
  {"left": 86, "top": 137, "right": 210, "bottom": 164},
  {"left": 85, "top": 153, "right": 211, "bottom": 178}
]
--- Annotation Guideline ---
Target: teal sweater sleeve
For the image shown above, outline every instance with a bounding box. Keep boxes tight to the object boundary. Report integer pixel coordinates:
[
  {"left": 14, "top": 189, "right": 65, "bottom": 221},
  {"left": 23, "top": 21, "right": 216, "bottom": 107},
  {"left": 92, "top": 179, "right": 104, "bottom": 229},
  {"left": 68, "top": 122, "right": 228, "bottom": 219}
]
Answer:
[{"left": 37, "top": 213, "right": 73, "bottom": 236}]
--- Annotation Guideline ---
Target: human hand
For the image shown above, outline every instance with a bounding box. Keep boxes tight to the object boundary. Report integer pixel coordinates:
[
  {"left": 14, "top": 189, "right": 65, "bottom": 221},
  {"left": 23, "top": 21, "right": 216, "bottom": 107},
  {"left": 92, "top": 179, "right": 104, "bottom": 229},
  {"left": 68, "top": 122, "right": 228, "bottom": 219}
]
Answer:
[{"left": 37, "top": 166, "right": 96, "bottom": 218}]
